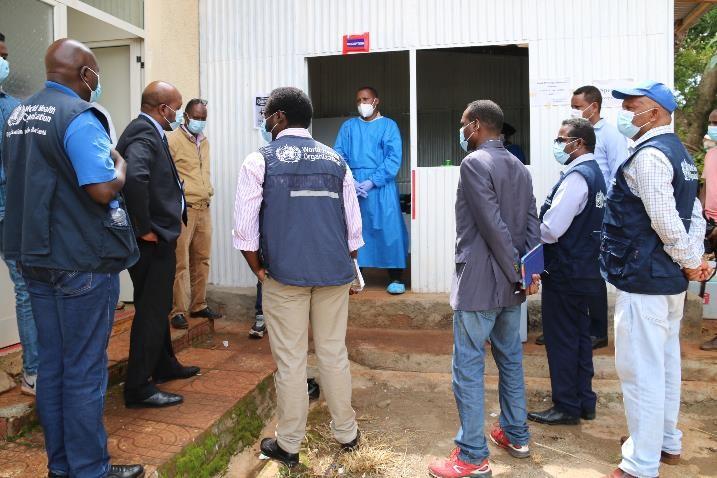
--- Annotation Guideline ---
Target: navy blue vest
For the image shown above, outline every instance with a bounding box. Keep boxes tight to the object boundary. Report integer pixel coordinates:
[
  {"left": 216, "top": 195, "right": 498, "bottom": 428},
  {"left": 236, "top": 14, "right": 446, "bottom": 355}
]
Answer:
[
  {"left": 600, "top": 133, "right": 698, "bottom": 295},
  {"left": 259, "top": 135, "right": 355, "bottom": 287},
  {"left": 2, "top": 86, "right": 139, "bottom": 273},
  {"left": 539, "top": 158, "right": 606, "bottom": 290}
]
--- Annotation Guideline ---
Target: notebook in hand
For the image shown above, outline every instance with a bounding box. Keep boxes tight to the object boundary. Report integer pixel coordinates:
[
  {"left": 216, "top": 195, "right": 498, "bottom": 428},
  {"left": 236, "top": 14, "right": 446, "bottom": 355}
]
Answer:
[{"left": 521, "top": 244, "right": 544, "bottom": 289}]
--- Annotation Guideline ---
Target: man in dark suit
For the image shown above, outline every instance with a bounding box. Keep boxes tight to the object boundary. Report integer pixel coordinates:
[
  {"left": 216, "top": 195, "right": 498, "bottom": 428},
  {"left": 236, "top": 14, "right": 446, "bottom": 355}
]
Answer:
[
  {"left": 118, "top": 81, "right": 199, "bottom": 408},
  {"left": 429, "top": 100, "right": 540, "bottom": 478}
]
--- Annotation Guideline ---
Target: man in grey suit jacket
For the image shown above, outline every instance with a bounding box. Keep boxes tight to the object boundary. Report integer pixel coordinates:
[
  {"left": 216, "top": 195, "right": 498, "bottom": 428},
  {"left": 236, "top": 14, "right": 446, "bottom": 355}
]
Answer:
[{"left": 429, "top": 100, "right": 540, "bottom": 478}]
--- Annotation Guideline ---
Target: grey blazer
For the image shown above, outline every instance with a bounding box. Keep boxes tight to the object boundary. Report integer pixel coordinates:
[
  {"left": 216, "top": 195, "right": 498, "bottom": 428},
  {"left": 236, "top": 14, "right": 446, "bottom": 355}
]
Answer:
[{"left": 450, "top": 140, "right": 540, "bottom": 312}]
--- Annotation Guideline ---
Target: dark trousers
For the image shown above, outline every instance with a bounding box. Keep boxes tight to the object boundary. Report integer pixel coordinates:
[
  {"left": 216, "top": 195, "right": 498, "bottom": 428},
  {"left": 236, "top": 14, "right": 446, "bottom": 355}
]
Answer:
[
  {"left": 588, "top": 281, "right": 608, "bottom": 339},
  {"left": 125, "top": 240, "right": 179, "bottom": 399},
  {"left": 256, "top": 281, "right": 263, "bottom": 316},
  {"left": 23, "top": 267, "right": 118, "bottom": 478},
  {"left": 542, "top": 280, "right": 597, "bottom": 417},
  {"left": 387, "top": 268, "right": 403, "bottom": 283}
]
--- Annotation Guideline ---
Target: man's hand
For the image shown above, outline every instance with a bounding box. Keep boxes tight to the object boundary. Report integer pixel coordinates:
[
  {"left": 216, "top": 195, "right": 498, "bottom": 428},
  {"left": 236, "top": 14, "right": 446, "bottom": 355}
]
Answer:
[
  {"left": 525, "top": 274, "right": 541, "bottom": 296},
  {"left": 140, "top": 231, "right": 159, "bottom": 243},
  {"left": 255, "top": 267, "right": 267, "bottom": 283},
  {"left": 683, "top": 260, "right": 713, "bottom": 281}
]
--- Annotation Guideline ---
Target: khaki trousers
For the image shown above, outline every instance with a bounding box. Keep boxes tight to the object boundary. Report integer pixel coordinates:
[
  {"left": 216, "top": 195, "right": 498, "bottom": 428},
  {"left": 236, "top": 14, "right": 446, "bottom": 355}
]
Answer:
[
  {"left": 171, "top": 206, "right": 211, "bottom": 317},
  {"left": 263, "top": 277, "right": 357, "bottom": 454}
]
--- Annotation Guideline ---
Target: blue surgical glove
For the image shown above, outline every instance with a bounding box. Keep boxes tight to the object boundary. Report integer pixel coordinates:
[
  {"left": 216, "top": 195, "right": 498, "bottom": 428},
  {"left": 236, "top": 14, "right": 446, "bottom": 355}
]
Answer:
[
  {"left": 358, "top": 180, "right": 374, "bottom": 194},
  {"left": 353, "top": 179, "right": 362, "bottom": 191},
  {"left": 356, "top": 187, "right": 369, "bottom": 199}
]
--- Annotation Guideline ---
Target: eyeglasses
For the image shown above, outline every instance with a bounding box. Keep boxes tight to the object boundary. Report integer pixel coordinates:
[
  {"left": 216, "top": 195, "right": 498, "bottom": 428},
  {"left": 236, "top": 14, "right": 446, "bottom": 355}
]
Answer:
[{"left": 554, "top": 136, "right": 578, "bottom": 144}]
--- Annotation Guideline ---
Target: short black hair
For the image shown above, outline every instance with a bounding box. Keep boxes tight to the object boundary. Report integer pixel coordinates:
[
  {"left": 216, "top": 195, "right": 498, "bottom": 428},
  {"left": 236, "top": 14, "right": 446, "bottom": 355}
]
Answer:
[
  {"left": 562, "top": 117, "right": 596, "bottom": 152},
  {"left": 0, "top": 32, "right": 5, "bottom": 42},
  {"left": 573, "top": 85, "right": 603, "bottom": 110},
  {"left": 265, "top": 87, "right": 313, "bottom": 128},
  {"left": 357, "top": 86, "right": 378, "bottom": 98},
  {"left": 185, "top": 98, "right": 208, "bottom": 115},
  {"left": 465, "top": 100, "right": 504, "bottom": 132}
]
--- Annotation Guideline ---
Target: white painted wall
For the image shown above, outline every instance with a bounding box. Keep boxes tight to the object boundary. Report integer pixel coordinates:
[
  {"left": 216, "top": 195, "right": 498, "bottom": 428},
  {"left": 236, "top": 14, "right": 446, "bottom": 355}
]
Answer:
[{"left": 200, "top": 0, "right": 675, "bottom": 291}]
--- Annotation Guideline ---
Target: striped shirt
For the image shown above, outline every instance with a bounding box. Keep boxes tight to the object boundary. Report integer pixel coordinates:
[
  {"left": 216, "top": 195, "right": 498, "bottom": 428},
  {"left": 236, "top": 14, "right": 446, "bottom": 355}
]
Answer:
[{"left": 232, "top": 128, "right": 364, "bottom": 252}]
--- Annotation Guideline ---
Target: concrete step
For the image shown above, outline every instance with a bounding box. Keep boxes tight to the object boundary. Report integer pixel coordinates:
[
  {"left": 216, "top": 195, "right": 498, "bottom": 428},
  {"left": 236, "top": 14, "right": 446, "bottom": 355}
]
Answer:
[
  {"left": 208, "top": 286, "right": 705, "bottom": 340},
  {"left": 345, "top": 328, "right": 717, "bottom": 386},
  {"left": 0, "top": 307, "right": 214, "bottom": 440},
  {"left": 0, "top": 319, "right": 277, "bottom": 478}
]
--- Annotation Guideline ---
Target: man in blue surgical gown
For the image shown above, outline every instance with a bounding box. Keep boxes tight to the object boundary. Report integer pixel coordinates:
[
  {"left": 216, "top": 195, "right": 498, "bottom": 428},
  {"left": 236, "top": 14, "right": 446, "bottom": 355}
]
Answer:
[{"left": 334, "top": 86, "right": 408, "bottom": 294}]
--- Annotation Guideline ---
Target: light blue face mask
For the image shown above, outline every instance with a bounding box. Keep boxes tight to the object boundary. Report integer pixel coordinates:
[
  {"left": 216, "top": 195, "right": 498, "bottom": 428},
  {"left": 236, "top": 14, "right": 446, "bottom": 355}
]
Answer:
[
  {"left": 81, "top": 66, "right": 102, "bottom": 103},
  {"left": 617, "top": 108, "right": 653, "bottom": 139},
  {"left": 187, "top": 118, "right": 206, "bottom": 135},
  {"left": 708, "top": 125, "right": 717, "bottom": 142},
  {"left": 553, "top": 138, "right": 578, "bottom": 165},
  {"left": 163, "top": 105, "right": 183, "bottom": 131},
  {"left": 459, "top": 120, "right": 478, "bottom": 152},
  {"left": 260, "top": 111, "right": 279, "bottom": 143},
  {"left": 0, "top": 58, "right": 10, "bottom": 85}
]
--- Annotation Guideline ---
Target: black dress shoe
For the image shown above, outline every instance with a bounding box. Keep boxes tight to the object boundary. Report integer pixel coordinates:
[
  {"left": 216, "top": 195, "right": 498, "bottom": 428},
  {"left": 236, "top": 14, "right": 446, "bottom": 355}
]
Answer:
[
  {"left": 190, "top": 307, "right": 223, "bottom": 319},
  {"left": 171, "top": 314, "right": 188, "bottom": 329},
  {"left": 528, "top": 407, "right": 580, "bottom": 425},
  {"left": 340, "top": 430, "right": 360, "bottom": 451},
  {"left": 125, "top": 391, "right": 183, "bottom": 409},
  {"left": 107, "top": 464, "right": 145, "bottom": 478},
  {"left": 581, "top": 409, "right": 596, "bottom": 420},
  {"left": 307, "top": 378, "right": 320, "bottom": 401},
  {"left": 535, "top": 334, "right": 545, "bottom": 345},
  {"left": 591, "top": 336, "right": 608, "bottom": 349},
  {"left": 260, "top": 438, "right": 299, "bottom": 467},
  {"left": 154, "top": 365, "right": 200, "bottom": 384}
]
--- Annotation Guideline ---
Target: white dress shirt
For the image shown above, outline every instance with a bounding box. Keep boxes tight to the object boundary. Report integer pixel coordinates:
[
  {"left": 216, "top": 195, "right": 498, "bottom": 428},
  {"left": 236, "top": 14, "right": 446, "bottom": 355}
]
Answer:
[
  {"left": 540, "top": 153, "right": 594, "bottom": 244},
  {"left": 621, "top": 125, "right": 705, "bottom": 269}
]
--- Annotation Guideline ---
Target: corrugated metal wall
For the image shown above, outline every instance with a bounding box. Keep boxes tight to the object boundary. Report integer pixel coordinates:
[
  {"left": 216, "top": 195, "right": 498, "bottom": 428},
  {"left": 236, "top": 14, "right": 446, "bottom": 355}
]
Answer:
[{"left": 200, "top": 0, "right": 675, "bottom": 290}]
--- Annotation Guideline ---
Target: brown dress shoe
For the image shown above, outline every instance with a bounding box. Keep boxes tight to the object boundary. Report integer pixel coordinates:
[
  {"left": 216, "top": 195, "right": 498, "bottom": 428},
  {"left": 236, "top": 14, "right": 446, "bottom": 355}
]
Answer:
[
  {"left": 620, "top": 435, "right": 680, "bottom": 465},
  {"left": 701, "top": 335, "right": 717, "bottom": 351},
  {"left": 603, "top": 468, "right": 638, "bottom": 478}
]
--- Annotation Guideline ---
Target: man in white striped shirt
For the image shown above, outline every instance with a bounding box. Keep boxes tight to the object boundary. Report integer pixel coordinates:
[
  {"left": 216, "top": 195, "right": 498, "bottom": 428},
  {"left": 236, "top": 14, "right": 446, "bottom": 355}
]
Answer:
[{"left": 600, "top": 82, "right": 710, "bottom": 478}]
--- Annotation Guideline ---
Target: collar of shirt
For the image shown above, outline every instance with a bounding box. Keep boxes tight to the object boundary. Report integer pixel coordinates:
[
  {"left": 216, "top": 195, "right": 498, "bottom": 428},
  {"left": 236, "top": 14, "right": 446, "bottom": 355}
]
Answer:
[
  {"left": 46, "top": 80, "right": 80, "bottom": 98},
  {"left": 564, "top": 152, "right": 595, "bottom": 173},
  {"left": 594, "top": 118, "right": 606, "bottom": 130},
  {"left": 180, "top": 124, "right": 205, "bottom": 144},
  {"left": 140, "top": 112, "right": 166, "bottom": 139},
  {"left": 277, "top": 128, "right": 312, "bottom": 139},
  {"left": 633, "top": 124, "right": 674, "bottom": 148},
  {"left": 359, "top": 113, "right": 383, "bottom": 123}
]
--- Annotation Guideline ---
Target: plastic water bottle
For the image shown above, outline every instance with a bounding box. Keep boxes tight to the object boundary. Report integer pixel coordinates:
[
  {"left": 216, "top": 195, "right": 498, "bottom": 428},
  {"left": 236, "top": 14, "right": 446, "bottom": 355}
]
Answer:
[{"left": 108, "top": 199, "right": 128, "bottom": 227}]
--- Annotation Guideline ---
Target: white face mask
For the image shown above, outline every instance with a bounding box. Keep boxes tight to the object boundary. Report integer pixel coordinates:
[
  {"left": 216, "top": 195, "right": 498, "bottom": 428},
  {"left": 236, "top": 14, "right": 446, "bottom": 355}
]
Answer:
[{"left": 358, "top": 100, "right": 376, "bottom": 118}]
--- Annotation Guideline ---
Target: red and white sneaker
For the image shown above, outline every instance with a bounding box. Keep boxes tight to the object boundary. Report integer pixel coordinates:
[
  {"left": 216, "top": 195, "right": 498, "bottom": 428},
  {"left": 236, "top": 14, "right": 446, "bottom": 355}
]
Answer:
[
  {"left": 489, "top": 424, "right": 530, "bottom": 459},
  {"left": 428, "top": 448, "right": 492, "bottom": 477}
]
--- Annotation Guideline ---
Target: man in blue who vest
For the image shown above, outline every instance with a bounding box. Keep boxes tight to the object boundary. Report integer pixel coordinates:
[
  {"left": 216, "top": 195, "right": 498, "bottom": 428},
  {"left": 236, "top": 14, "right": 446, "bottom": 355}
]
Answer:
[
  {"left": 334, "top": 86, "right": 408, "bottom": 294},
  {"left": 527, "top": 118, "right": 606, "bottom": 426},
  {"left": 601, "top": 82, "right": 710, "bottom": 478},
  {"left": 1, "top": 39, "right": 143, "bottom": 478}
]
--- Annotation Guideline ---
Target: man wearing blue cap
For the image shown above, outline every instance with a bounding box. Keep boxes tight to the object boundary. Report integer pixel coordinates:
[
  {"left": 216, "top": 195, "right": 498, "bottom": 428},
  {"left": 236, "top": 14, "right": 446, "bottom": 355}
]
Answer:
[{"left": 600, "top": 81, "right": 711, "bottom": 478}]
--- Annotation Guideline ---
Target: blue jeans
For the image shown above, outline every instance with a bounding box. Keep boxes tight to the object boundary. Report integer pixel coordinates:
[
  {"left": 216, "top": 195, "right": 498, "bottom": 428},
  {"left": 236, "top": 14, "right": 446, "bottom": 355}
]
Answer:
[
  {"left": 2, "top": 257, "right": 39, "bottom": 375},
  {"left": 24, "top": 267, "right": 119, "bottom": 478},
  {"left": 453, "top": 306, "right": 530, "bottom": 464}
]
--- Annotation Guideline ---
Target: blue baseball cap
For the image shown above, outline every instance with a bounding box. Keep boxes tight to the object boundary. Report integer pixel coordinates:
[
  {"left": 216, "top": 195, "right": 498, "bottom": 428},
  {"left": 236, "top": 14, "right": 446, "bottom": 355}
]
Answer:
[{"left": 612, "top": 81, "right": 677, "bottom": 113}]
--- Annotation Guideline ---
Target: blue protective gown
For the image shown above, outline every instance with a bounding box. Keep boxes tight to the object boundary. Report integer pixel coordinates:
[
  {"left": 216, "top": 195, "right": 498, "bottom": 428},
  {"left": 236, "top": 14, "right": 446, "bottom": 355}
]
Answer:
[{"left": 334, "top": 116, "right": 408, "bottom": 269}]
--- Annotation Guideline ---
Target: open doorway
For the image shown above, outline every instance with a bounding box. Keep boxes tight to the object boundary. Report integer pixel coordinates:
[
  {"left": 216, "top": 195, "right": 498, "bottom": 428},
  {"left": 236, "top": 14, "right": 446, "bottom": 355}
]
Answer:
[
  {"left": 308, "top": 51, "right": 412, "bottom": 291},
  {"left": 417, "top": 45, "right": 530, "bottom": 167}
]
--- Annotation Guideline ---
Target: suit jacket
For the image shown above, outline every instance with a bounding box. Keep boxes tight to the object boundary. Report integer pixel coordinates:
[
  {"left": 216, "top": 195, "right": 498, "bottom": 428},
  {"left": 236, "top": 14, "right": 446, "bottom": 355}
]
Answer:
[
  {"left": 450, "top": 140, "right": 540, "bottom": 312},
  {"left": 117, "top": 115, "right": 186, "bottom": 243}
]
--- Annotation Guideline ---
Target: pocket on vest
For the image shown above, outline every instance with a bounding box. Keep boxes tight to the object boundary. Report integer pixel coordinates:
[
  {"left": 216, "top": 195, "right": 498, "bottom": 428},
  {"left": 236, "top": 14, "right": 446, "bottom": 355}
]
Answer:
[
  {"left": 101, "top": 220, "right": 137, "bottom": 259},
  {"left": 600, "top": 235, "right": 633, "bottom": 277}
]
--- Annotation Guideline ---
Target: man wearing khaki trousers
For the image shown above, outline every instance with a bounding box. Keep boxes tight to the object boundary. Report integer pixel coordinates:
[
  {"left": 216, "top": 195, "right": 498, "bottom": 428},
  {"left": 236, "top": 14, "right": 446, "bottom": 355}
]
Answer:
[
  {"left": 233, "top": 87, "right": 363, "bottom": 468},
  {"left": 169, "top": 98, "right": 222, "bottom": 329}
]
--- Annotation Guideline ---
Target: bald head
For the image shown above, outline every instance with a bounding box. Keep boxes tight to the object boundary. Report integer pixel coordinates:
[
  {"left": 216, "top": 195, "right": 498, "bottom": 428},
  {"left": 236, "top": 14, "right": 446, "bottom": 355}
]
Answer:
[
  {"left": 45, "top": 38, "right": 99, "bottom": 102},
  {"left": 141, "top": 81, "right": 183, "bottom": 131}
]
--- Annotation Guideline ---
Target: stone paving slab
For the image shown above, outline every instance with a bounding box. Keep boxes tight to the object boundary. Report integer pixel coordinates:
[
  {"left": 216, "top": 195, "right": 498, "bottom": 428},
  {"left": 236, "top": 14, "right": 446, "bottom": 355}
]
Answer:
[{"left": 0, "top": 318, "right": 277, "bottom": 477}]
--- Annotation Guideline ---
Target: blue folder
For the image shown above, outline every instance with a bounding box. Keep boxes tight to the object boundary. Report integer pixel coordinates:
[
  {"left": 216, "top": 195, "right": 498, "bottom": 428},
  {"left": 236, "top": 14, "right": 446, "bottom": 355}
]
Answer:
[{"left": 521, "top": 244, "right": 544, "bottom": 289}]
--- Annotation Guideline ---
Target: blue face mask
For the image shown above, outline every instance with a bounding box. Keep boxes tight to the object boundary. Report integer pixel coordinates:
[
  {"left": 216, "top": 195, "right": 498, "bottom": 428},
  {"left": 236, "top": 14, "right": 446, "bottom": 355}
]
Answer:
[
  {"left": 187, "top": 119, "right": 206, "bottom": 135},
  {"left": 617, "top": 108, "right": 653, "bottom": 139},
  {"left": 0, "top": 58, "right": 10, "bottom": 85},
  {"left": 260, "top": 111, "right": 279, "bottom": 143},
  {"left": 459, "top": 121, "right": 478, "bottom": 152},
  {"left": 81, "top": 66, "right": 102, "bottom": 103},
  {"left": 708, "top": 125, "right": 717, "bottom": 142},
  {"left": 553, "top": 138, "right": 578, "bottom": 165},
  {"left": 163, "top": 105, "right": 183, "bottom": 131}
]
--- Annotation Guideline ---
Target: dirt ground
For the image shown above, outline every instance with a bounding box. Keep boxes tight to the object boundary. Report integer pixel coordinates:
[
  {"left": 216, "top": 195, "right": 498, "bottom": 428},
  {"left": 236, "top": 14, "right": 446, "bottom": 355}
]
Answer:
[{"left": 225, "top": 360, "right": 717, "bottom": 478}]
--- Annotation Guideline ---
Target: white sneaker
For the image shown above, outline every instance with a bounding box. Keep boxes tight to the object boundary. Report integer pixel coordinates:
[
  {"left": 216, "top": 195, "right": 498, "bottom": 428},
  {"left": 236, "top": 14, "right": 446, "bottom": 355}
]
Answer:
[{"left": 21, "top": 372, "right": 36, "bottom": 396}]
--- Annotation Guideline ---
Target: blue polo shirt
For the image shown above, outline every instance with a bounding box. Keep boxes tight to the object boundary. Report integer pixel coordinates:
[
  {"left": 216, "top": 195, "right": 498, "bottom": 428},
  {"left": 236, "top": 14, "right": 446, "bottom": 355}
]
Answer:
[{"left": 46, "top": 81, "right": 116, "bottom": 187}]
